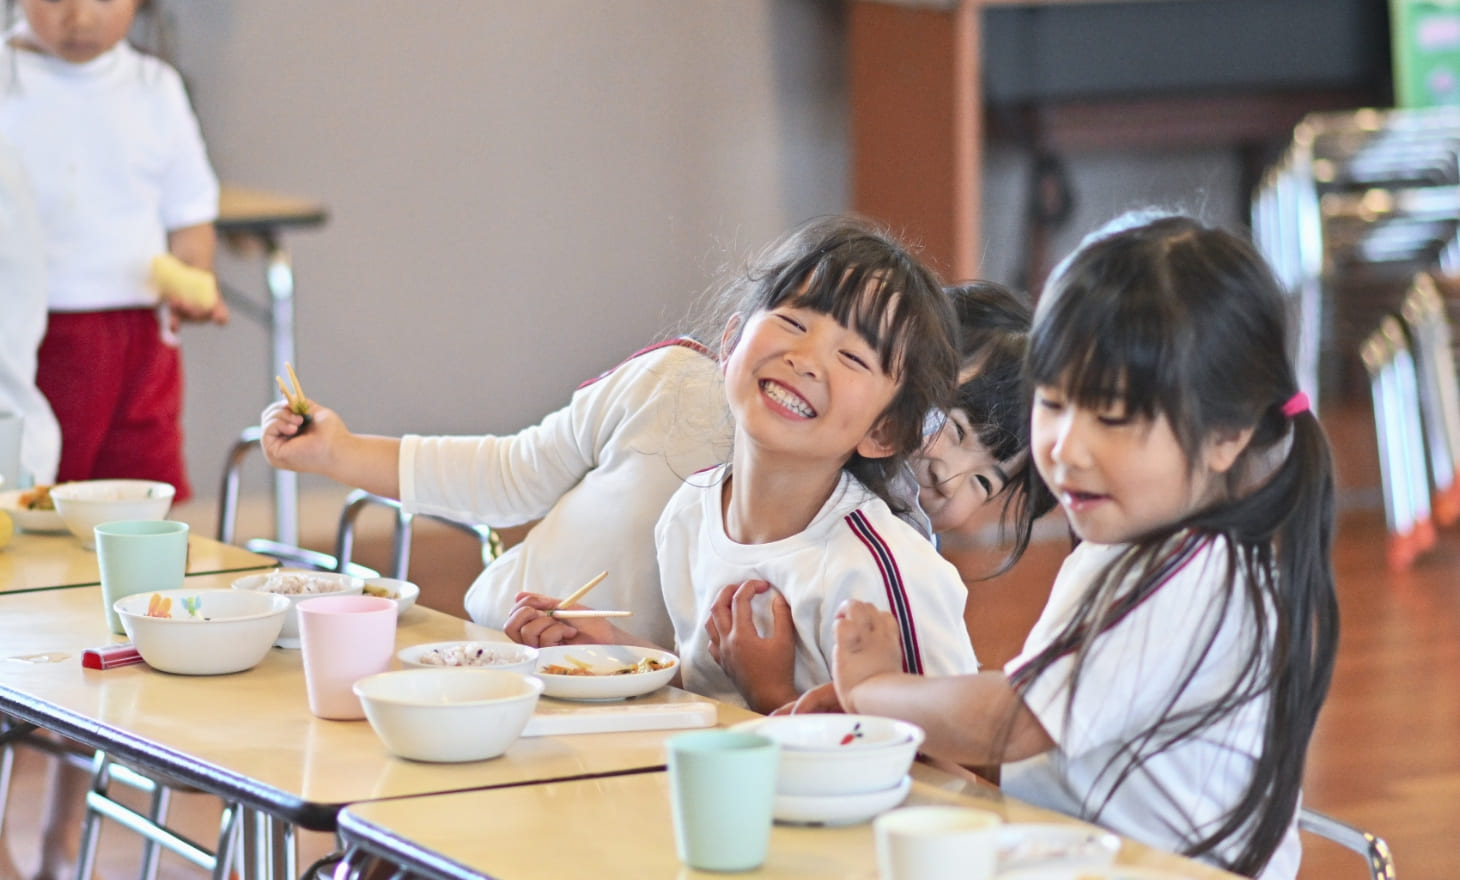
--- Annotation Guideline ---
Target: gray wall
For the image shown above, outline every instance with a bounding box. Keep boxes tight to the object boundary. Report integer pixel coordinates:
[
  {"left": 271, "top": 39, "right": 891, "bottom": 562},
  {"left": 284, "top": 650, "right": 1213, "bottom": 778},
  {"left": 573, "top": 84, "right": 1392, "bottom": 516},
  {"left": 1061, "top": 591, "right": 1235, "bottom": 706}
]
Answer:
[
  {"left": 167, "top": 1, "right": 850, "bottom": 508},
  {"left": 164, "top": 1, "right": 1242, "bottom": 515}
]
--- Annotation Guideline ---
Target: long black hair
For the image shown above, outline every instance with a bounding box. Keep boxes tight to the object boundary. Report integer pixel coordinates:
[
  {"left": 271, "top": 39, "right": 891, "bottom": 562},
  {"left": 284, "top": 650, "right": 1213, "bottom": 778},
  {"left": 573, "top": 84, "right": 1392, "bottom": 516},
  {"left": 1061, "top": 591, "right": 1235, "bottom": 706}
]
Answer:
[{"left": 1013, "top": 213, "right": 1339, "bottom": 876}]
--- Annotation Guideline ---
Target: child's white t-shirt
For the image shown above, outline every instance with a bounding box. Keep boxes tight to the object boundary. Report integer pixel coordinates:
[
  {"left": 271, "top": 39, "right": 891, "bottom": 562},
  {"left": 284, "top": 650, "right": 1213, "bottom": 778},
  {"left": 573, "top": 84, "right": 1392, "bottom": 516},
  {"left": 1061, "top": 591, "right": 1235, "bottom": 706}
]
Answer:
[
  {"left": 656, "top": 464, "right": 979, "bottom": 708},
  {"left": 401, "top": 340, "right": 731, "bottom": 649},
  {"left": 0, "top": 35, "right": 218, "bottom": 312},
  {"left": 1001, "top": 535, "right": 1301, "bottom": 880}
]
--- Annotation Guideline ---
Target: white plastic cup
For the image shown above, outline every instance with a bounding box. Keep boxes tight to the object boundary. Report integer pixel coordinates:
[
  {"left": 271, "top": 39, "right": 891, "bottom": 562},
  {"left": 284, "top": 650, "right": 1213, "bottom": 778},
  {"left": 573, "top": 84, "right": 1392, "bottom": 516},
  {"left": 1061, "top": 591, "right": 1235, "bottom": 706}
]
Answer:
[
  {"left": 874, "top": 805, "right": 1003, "bottom": 880},
  {"left": 297, "top": 595, "right": 396, "bottom": 720}
]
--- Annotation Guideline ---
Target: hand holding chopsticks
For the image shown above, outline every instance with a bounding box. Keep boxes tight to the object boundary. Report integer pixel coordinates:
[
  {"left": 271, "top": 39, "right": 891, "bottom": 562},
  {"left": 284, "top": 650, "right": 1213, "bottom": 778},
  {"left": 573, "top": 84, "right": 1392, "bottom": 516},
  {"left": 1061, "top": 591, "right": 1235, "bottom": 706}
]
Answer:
[
  {"left": 275, "top": 361, "right": 313, "bottom": 426},
  {"left": 548, "top": 571, "right": 631, "bottom": 618}
]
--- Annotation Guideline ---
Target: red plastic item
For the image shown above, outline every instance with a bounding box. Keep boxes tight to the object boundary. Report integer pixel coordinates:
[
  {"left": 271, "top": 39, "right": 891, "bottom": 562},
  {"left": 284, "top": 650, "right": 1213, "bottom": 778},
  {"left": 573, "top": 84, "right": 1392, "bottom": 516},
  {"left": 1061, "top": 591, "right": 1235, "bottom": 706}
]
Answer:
[{"left": 81, "top": 643, "right": 143, "bottom": 670}]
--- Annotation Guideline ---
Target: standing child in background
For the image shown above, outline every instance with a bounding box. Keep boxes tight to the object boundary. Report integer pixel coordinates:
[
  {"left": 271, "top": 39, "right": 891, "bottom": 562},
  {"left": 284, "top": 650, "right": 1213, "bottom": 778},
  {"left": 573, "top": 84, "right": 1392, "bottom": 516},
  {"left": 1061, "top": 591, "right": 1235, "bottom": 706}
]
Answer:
[
  {"left": 0, "top": 0, "right": 227, "bottom": 502},
  {"left": 508, "top": 216, "right": 981, "bottom": 714},
  {"left": 832, "top": 213, "right": 1338, "bottom": 880}
]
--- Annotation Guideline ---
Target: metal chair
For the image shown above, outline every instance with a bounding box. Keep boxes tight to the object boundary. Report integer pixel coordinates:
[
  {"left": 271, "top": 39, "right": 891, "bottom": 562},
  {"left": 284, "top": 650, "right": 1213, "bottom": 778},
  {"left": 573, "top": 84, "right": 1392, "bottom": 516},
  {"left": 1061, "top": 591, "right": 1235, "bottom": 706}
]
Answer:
[
  {"left": 1300, "top": 807, "right": 1396, "bottom": 880},
  {"left": 332, "top": 488, "right": 500, "bottom": 581}
]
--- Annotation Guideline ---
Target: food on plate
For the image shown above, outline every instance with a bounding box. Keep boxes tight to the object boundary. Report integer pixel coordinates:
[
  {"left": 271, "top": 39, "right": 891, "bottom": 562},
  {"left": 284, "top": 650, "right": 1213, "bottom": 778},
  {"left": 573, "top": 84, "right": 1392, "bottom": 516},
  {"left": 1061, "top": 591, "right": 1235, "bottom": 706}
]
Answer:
[
  {"left": 17, "top": 485, "right": 54, "bottom": 510},
  {"left": 146, "top": 593, "right": 173, "bottom": 618},
  {"left": 255, "top": 571, "right": 349, "bottom": 595},
  {"left": 363, "top": 583, "right": 399, "bottom": 599},
  {"left": 415, "top": 643, "right": 529, "bottom": 668},
  {"left": 540, "top": 655, "right": 674, "bottom": 676}
]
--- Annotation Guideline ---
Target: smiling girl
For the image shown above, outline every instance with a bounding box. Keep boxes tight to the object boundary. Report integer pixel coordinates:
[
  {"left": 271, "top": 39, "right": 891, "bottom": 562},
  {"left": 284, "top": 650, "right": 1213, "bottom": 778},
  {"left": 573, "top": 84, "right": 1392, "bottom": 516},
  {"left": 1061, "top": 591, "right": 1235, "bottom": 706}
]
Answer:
[{"left": 508, "top": 216, "right": 981, "bottom": 712}]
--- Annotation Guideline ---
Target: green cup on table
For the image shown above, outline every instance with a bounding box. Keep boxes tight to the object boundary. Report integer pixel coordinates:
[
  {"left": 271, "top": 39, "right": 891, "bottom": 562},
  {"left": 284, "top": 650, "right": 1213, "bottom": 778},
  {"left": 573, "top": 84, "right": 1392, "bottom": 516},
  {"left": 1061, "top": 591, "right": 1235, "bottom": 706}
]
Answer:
[
  {"left": 666, "top": 729, "right": 780, "bottom": 872},
  {"left": 95, "top": 520, "right": 189, "bottom": 634}
]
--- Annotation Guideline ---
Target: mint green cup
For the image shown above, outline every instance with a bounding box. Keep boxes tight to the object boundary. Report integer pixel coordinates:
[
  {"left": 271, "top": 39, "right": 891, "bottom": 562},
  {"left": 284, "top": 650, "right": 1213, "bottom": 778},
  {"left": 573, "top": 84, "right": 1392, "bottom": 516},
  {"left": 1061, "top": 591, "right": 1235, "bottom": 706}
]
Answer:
[
  {"left": 667, "top": 730, "right": 780, "bottom": 872},
  {"left": 95, "top": 520, "right": 189, "bottom": 634}
]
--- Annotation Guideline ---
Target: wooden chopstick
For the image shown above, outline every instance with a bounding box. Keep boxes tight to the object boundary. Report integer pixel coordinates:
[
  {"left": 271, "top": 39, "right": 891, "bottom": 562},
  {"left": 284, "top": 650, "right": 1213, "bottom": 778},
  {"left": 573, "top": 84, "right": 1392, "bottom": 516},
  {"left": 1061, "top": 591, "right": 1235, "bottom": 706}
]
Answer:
[
  {"left": 548, "top": 610, "right": 632, "bottom": 619},
  {"left": 553, "top": 571, "right": 608, "bottom": 611},
  {"left": 275, "top": 362, "right": 312, "bottom": 419}
]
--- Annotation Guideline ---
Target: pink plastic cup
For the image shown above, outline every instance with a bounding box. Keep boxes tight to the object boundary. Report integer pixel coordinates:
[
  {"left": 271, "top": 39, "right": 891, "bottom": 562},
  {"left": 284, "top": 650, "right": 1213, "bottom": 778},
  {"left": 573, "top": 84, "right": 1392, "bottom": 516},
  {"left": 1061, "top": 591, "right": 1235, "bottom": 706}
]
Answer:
[{"left": 297, "top": 595, "right": 397, "bottom": 720}]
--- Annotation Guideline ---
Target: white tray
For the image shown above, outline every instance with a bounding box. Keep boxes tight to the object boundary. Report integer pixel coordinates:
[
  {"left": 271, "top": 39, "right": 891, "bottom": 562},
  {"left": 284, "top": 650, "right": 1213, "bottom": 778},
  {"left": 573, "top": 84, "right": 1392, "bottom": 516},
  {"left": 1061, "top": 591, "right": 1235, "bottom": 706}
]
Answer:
[{"left": 521, "top": 691, "right": 717, "bottom": 737}]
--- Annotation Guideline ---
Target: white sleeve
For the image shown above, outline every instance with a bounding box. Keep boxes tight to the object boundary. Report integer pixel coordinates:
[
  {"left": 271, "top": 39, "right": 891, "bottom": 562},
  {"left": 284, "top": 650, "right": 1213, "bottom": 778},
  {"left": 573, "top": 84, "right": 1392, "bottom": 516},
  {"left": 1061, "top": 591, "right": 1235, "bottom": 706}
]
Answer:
[
  {"left": 400, "top": 346, "right": 687, "bottom": 527},
  {"left": 156, "top": 63, "right": 218, "bottom": 229},
  {"left": 816, "top": 525, "right": 979, "bottom": 680}
]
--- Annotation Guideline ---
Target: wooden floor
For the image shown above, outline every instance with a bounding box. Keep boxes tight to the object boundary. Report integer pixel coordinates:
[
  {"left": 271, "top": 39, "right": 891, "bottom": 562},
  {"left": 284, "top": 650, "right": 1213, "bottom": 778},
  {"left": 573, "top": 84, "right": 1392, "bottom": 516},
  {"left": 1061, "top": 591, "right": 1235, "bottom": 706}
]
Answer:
[{"left": 3, "top": 406, "right": 1454, "bottom": 879}]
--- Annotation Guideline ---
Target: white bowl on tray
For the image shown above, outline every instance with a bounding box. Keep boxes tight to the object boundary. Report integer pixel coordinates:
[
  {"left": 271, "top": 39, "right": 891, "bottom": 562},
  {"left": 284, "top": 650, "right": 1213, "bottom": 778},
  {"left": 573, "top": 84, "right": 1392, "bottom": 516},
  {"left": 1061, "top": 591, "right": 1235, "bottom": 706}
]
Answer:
[
  {"left": 533, "top": 645, "right": 678, "bottom": 701},
  {"left": 0, "top": 487, "right": 67, "bottom": 533},
  {"left": 114, "top": 588, "right": 289, "bottom": 675},
  {"left": 231, "top": 569, "right": 365, "bottom": 648},
  {"left": 49, "top": 480, "right": 175, "bottom": 548},
  {"left": 397, "top": 641, "right": 538, "bottom": 674},
  {"left": 353, "top": 667, "right": 544, "bottom": 763},
  {"left": 773, "top": 774, "right": 912, "bottom": 826},
  {"left": 731, "top": 714, "right": 924, "bottom": 797}
]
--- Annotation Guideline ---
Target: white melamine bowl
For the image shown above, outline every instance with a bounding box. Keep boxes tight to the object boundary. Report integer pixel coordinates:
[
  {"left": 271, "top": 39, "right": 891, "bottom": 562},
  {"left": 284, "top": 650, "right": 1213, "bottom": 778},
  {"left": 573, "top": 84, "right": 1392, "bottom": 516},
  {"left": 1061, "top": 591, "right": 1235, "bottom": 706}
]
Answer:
[
  {"left": 50, "top": 480, "right": 175, "bottom": 548},
  {"left": 353, "top": 668, "right": 544, "bottom": 763},
  {"left": 362, "top": 577, "right": 421, "bottom": 616},
  {"left": 733, "top": 715, "right": 925, "bottom": 796},
  {"left": 114, "top": 589, "right": 289, "bottom": 675}
]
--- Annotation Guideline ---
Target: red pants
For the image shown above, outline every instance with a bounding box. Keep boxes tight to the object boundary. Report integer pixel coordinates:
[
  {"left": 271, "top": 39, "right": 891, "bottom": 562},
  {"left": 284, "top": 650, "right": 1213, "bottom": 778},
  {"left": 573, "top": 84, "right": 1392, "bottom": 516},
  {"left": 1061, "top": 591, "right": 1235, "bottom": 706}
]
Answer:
[{"left": 35, "top": 309, "right": 192, "bottom": 502}]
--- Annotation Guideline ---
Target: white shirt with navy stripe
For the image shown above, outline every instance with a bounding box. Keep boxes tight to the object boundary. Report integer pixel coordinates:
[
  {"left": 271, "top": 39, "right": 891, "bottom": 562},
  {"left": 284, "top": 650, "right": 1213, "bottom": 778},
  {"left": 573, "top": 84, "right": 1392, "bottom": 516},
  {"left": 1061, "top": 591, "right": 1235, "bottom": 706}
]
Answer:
[{"left": 656, "top": 464, "right": 980, "bottom": 708}]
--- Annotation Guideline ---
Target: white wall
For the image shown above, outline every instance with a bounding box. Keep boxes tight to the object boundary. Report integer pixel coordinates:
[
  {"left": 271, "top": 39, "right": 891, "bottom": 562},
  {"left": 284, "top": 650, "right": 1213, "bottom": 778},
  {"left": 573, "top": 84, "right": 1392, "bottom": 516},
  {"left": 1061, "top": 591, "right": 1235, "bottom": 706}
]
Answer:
[{"left": 164, "top": 1, "right": 850, "bottom": 510}]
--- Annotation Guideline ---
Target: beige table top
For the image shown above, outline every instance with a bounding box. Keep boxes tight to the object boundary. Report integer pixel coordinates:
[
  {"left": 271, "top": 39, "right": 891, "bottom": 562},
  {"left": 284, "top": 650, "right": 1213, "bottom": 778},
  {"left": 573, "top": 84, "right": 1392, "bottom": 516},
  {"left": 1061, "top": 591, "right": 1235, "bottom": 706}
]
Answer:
[
  {"left": 0, "top": 575, "right": 756, "bottom": 830},
  {"left": 0, "top": 532, "right": 277, "bottom": 594},
  {"left": 337, "top": 762, "right": 1240, "bottom": 880},
  {"left": 217, "top": 185, "right": 328, "bottom": 233}
]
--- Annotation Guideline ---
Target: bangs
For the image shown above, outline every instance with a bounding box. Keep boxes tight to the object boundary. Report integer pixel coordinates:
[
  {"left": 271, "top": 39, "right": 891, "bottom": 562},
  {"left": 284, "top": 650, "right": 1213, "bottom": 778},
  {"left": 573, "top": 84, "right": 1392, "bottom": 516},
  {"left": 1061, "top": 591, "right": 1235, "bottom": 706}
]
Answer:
[
  {"left": 765, "top": 250, "right": 920, "bottom": 378},
  {"left": 1028, "top": 265, "right": 1181, "bottom": 421}
]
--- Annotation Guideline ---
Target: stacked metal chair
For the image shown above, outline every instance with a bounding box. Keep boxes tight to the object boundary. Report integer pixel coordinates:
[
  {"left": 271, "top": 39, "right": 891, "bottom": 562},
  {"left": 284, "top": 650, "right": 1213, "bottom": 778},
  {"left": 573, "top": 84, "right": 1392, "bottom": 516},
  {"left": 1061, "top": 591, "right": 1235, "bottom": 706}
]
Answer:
[{"left": 1253, "top": 106, "right": 1460, "bottom": 408}]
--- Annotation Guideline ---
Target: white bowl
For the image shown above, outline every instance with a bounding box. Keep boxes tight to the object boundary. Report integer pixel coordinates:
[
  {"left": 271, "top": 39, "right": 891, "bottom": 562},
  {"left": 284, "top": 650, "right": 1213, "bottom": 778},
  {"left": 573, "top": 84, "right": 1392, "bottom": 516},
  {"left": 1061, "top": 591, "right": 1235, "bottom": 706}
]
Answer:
[
  {"left": 353, "top": 668, "right": 544, "bottom": 763},
  {"left": 749, "top": 713, "right": 918, "bottom": 752},
  {"left": 534, "top": 645, "right": 678, "bottom": 701},
  {"left": 114, "top": 589, "right": 289, "bottom": 675},
  {"left": 773, "top": 774, "right": 912, "bottom": 826},
  {"left": 231, "top": 569, "right": 365, "bottom": 648},
  {"left": 362, "top": 577, "right": 420, "bottom": 616},
  {"left": 732, "top": 715, "right": 925, "bottom": 796},
  {"left": 50, "top": 480, "right": 175, "bottom": 548},
  {"left": 0, "top": 487, "right": 67, "bottom": 533},
  {"left": 397, "top": 641, "right": 538, "bottom": 673}
]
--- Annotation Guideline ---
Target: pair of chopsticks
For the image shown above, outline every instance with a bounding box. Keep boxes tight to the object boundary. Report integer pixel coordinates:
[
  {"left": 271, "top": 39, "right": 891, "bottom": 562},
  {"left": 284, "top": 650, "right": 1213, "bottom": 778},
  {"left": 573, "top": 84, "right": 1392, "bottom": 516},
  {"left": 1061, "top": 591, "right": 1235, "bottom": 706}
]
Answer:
[
  {"left": 548, "top": 571, "right": 631, "bottom": 619},
  {"left": 274, "top": 362, "right": 312, "bottom": 423}
]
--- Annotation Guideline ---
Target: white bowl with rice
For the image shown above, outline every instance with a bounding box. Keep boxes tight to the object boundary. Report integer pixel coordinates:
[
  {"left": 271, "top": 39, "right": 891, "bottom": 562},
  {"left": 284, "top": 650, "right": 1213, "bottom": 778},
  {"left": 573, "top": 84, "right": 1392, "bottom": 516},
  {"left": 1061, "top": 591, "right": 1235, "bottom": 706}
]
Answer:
[
  {"left": 397, "top": 641, "right": 538, "bottom": 674},
  {"left": 231, "top": 569, "right": 365, "bottom": 648}
]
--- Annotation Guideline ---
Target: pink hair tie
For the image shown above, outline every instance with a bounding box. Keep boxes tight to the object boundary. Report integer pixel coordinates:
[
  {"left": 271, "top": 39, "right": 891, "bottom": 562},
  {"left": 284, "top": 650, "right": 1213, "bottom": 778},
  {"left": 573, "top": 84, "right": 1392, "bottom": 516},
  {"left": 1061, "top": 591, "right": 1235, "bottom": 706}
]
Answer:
[{"left": 1281, "top": 391, "right": 1310, "bottom": 418}]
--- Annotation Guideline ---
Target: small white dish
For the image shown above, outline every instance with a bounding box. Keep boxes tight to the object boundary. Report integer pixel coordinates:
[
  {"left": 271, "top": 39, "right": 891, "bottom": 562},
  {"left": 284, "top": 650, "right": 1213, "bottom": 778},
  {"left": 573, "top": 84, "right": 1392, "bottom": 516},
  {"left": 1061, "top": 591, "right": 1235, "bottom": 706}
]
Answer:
[
  {"left": 534, "top": 645, "right": 677, "bottom": 701},
  {"left": 397, "top": 641, "right": 537, "bottom": 674},
  {"left": 998, "top": 823, "right": 1121, "bottom": 873},
  {"left": 0, "top": 488, "right": 67, "bottom": 533},
  {"left": 772, "top": 774, "right": 912, "bottom": 826},
  {"left": 362, "top": 577, "right": 420, "bottom": 616}
]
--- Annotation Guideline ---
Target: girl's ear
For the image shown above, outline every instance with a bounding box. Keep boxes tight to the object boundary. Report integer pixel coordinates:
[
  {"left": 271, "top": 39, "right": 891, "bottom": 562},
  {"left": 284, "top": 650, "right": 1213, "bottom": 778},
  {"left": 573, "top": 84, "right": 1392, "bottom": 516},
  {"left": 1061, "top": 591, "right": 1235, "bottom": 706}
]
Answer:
[
  {"left": 1203, "top": 425, "right": 1256, "bottom": 475},
  {"left": 719, "top": 314, "right": 743, "bottom": 364},
  {"left": 855, "top": 418, "right": 898, "bottom": 460}
]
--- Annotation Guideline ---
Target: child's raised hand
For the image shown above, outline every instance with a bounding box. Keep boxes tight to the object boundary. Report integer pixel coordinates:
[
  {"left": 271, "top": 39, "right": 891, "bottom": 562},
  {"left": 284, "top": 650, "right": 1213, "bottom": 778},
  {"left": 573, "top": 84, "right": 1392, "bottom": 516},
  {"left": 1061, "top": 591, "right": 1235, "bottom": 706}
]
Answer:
[
  {"left": 259, "top": 398, "right": 344, "bottom": 475},
  {"left": 832, "top": 599, "right": 904, "bottom": 714},
  {"left": 704, "top": 579, "right": 797, "bottom": 714},
  {"left": 504, "top": 592, "right": 618, "bottom": 648}
]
